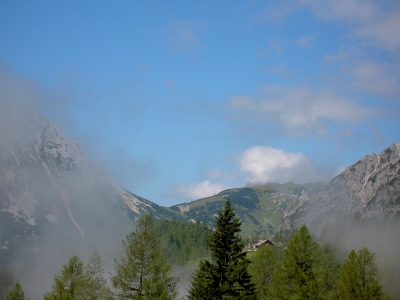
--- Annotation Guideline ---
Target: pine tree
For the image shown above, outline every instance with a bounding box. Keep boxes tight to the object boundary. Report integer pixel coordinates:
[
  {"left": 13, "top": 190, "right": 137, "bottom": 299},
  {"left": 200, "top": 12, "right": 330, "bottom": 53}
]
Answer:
[
  {"left": 188, "top": 199, "right": 256, "bottom": 300},
  {"left": 6, "top": 282, "right": 27, "bottom": 300},
  {"left": 268, "top": 224, "right": 336, "bottom": 300},
  {"left": 337, "top": 247, "right": 388, "bottom": 300},
  {"left": 111, "top": 213, "right": 178, "bottom": 300}
]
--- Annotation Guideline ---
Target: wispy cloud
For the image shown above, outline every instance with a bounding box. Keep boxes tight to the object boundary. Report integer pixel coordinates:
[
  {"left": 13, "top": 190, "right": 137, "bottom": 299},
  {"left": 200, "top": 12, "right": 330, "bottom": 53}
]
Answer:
[
  {"left": 165, "top": 180, "right": 228, "bottom": 200},
  {"left": 239, "top": 146, "right": 321, "bottom": 185},
  {"left": 163, "top": 20, "right": 206, "bottom": 54},
  {"left": 227, "top": 85, "right": 377, "bottom": 136},
  {"left": 265, "top": 64, "right": 293, "bottom": 78},
  {"left": 294, "top": 35, "right": 315, "bottom": 48},
  {"left": 350, "top": 60, "right": 400, "bottom": 96},
  {"left": 304, "top": 0, "right": 400, "bottom": 52}
]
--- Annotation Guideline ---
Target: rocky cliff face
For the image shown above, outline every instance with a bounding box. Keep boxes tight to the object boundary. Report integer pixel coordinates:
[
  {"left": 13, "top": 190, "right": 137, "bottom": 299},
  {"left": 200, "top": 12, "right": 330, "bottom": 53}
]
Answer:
[
  {"left": 281, "top": 143, "right": 400, "bottom": 232},
  {"left": 0, "top": 101, "right": 175, "bottom": 264}
]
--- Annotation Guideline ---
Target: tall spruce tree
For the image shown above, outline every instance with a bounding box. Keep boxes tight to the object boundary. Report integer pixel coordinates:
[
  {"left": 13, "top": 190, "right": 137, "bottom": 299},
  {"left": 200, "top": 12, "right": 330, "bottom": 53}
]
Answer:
[
  {"left": 336, "top": 247, "right": 388, "bottom": 300},
  {"left": 111, "top": 213, "right": 178, "bottom": 300},
  {"left": 268, "top": 225, "right": 336, "bottom": 300},
  {"left": 188, "top": 199, "right": 256, "bottom": 300}
]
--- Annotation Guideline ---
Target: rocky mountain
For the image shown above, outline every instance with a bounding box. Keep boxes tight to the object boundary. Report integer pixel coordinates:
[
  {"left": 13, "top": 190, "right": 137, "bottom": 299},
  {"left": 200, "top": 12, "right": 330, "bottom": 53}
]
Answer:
[
  {"left": 281, "top": 143, "right": 400, "bottom": 233},
  {"left": 172, "top": 144, "right": 400, "bottom": 237},
  {"left": 0, "top": 101, "right": 177, "bottom": 266}
]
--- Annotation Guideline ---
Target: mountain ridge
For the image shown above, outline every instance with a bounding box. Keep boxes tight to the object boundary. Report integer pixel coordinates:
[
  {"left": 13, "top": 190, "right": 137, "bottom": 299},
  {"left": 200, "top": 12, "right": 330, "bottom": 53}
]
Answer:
[
  {"left": 0, "top": 101, "right": 178, "bottom": 265},
  {"left": 172, "top": 144, "right": 400, "bottom": 237}
]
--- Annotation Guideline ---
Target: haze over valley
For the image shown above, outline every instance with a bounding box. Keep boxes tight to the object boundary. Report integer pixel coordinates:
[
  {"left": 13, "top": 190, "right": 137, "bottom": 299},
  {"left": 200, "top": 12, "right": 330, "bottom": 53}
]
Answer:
[{"left": 1, "top": 1, "right": 400, "bottom": 299}]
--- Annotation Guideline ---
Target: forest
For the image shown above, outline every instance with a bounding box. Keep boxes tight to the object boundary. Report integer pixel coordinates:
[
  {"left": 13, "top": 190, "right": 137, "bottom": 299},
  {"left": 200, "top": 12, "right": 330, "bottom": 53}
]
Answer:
[{"left": 2, "top": 199, "right": 395, "bottom": 300}]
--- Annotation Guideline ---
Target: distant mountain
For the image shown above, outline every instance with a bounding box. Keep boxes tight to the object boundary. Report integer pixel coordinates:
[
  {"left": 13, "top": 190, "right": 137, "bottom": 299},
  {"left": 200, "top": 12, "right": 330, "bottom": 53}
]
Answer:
[
  {"left": 171, "top": 144, "right": 400, "bottom": 237},
  {"left": 281, "top": 143, "right": 400, "bottom": 232},
  {"left": 0, "top": 101, "right": 177, "bottom": 265}
]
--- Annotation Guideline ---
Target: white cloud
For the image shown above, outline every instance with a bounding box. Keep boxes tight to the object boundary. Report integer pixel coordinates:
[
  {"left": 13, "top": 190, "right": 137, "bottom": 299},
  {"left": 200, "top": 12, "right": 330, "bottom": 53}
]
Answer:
[
  {"left": 166, "top": 180, "right": 228, "bottom": 200},
  {"left": 228, "top": 85, "right": 376, "bottom": 135},
  {"left": 239, "top": 146, "right": 320, "bottom": 185}
]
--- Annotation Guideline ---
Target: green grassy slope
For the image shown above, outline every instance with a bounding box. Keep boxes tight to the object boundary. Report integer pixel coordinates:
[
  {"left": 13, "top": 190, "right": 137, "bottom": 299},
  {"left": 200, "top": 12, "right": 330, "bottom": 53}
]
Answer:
[{"left": 170, "top": 182, "right": 324, "bottom": 237}]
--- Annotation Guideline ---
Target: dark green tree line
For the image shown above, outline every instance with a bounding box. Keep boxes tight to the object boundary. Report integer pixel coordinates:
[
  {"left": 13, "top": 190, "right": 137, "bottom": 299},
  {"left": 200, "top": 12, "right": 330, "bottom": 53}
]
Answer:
[{"left": 155, "top": 219, "right": 213, "bottom": 265}]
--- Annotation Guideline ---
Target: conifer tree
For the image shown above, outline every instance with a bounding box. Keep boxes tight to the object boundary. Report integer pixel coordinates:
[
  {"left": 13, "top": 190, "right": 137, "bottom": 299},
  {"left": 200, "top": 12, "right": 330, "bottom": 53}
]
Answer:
[
  {"left": 6, "top": 282, "right": 27, "bottom": 300},
  {"left": 268, "top": 224, "right": 336, "bottom": 300},
  {"left": 188, "top": 199, "right": 256, "bottom": 300},
  {"left": 82, "top": 251, "right": 112, "bottom": 300},
  {"left": 43, "top": 253, "right": 111, "bottom": 300},
  {"left": 111, "top": 213, "right": 178, "bottom": 300},
  {"left": 249, "top": 245, "right": 278, "bottom": 299},
  {"left": 43, "top": 255, "right": 85, "bottom": 300},
  {"left": 336, "top": 247, "right": 388, "bottom": 300}
]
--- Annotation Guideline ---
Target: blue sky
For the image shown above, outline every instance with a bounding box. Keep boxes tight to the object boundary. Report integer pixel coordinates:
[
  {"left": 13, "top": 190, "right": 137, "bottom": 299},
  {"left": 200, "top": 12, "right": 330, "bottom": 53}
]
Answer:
[{"left": 1, "top": 0, "right": 399, "bottom": 206}]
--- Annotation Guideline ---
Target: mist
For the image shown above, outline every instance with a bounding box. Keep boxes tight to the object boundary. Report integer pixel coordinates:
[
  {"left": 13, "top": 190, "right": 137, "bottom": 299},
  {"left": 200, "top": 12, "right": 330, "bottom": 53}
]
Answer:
[
  {"left": 314, "top": 217, "right": 400, "bottom": 297},
  {"left": 0, "top": 63, "right": 160, "bottom": 201}
]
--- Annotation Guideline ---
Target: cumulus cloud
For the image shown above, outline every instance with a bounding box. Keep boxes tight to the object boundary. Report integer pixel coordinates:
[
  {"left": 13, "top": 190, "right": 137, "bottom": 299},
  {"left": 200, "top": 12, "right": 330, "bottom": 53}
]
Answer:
[
  {"left": 228, "top": 85, "right": 376, "bottom": 135},
  {"left": 239, "top": 146, "right": 321, "bottom": 185},
  {"left": 165, "top": 180, "right": 228, "bottom": 200}
]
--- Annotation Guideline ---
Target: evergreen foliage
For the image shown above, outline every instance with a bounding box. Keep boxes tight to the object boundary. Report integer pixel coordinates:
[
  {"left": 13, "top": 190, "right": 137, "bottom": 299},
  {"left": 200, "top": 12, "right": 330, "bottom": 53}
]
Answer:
[
  {"left": 248, "top": 245, "right": 278, "bottom": 299},
  {"left": 81, "top": 252, "right": 112, "bottom": 300},
  {"left": 111, "top": 213, "right": 179, "bottom": 300},
  {"left": 336, "top": 247, "right": 387, "bottom": 300},
  {"left": 188, "top": 199, "right": 256, "bottom": 300},
  {"left": 43, "top": 252, "right": 110, "bottom": 300},
  {"left": 268, "top": 224, "right": 336, "bottom": 300},
  {"left": 5, "top": 282, "right": 27, "bottom": 300},
  {"left": 43, "top": 255, "right": 85, "bottom": 300},
  {"left": 155, "top": 219, "right": 212, "bottom": 265}
]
